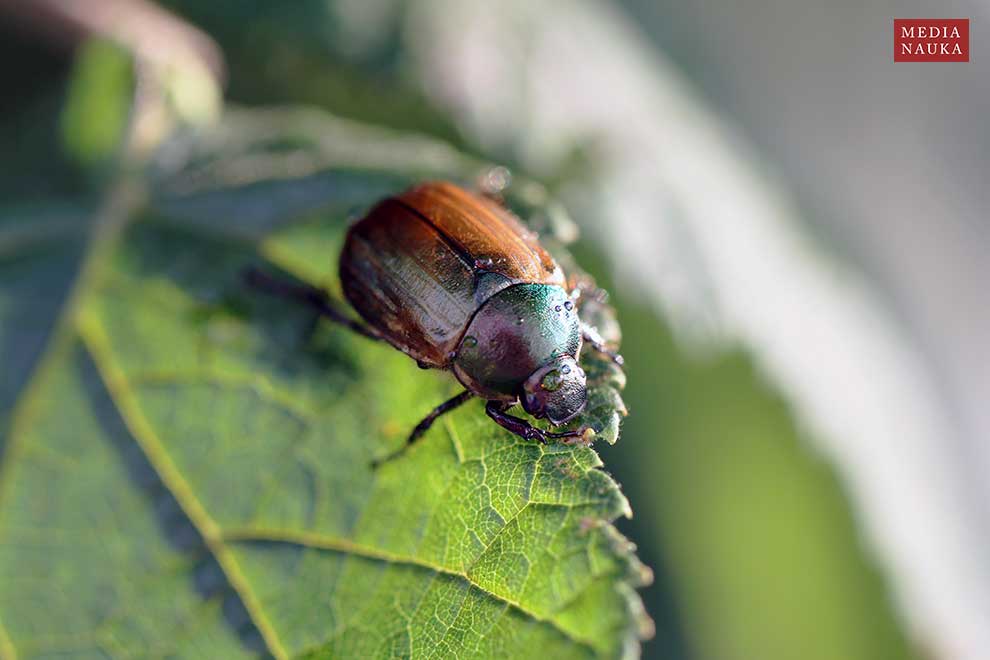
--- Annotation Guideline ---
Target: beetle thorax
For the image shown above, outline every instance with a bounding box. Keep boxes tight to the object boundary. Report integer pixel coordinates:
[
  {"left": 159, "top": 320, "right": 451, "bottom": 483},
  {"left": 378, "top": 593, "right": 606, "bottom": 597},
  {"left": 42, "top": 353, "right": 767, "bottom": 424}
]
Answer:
[{"left": 451, "top": 283, "right": 581, "bottom": 401}]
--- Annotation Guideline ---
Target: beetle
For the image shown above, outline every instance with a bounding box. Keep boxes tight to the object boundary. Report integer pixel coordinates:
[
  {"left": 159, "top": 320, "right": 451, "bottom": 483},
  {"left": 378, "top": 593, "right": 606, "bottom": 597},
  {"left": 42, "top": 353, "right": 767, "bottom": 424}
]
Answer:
[{"left": 247, "top": 180, "right": 621, "bottom": 464}]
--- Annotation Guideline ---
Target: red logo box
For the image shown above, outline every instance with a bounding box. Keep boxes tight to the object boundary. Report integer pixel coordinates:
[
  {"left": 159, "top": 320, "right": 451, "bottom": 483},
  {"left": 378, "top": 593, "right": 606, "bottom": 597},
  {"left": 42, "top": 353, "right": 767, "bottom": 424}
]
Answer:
[{"left": 895, "top": 19, "right": 969, "bottom": 62}]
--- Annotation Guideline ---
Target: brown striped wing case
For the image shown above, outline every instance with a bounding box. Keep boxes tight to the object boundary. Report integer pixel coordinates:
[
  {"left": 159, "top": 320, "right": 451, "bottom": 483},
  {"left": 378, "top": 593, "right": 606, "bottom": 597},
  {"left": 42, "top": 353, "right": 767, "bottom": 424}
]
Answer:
[{"left": 339, "top": 181, "right": 566, "bottom": 367}]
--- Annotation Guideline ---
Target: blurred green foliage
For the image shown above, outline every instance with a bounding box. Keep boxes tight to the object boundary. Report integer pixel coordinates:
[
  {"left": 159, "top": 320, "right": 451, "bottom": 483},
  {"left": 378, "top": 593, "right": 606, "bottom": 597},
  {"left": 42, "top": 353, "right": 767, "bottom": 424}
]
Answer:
[
  {"left": 60, "top": 41, "right": 134, "bottom": 170},
  {"left": 159, "top": 0, "right": 468, "bottom": 149},
  {"left": 0, "top": 24, "right": 80, "bottom": 200}
]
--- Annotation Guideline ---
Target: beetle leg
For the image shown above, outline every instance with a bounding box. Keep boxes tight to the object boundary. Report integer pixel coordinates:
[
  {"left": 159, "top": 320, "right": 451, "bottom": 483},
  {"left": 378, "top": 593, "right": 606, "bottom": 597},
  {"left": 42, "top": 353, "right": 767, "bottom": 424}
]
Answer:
[
  {"left": 371, "top": 390, "right": 475, "bottom": 468},
  {"left": 244, "top": 266, "right": 382, "bottom": 342},
  {"left": 570, "top": 280, "right": 624, "bottom": 366},
  {"left": 581, "top": 324, "right": 625, "bottom": 366},
  {"left": 485, "top": 401, "right": 586, "bottom": 445}
]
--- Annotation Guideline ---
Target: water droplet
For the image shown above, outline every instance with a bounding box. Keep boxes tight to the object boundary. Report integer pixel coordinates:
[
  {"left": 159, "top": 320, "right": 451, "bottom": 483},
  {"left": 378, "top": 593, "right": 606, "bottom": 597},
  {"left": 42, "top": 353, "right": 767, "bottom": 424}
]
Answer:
[
  {"left": 480, "top": 165, "right": 512, "bottom": 194},
  {"left": 564, "top": 301, "right": 574, "bottom": 311},
  {"left": 542, "top": 370, "right": 563, "bottom": 391},
  {"left": 516, "top": 317, "right": 525, "bottom": 325},
  {"left": 562, "top": 364, "right": 572, "bottom": 375},
  {"left": 462, "top": 336, "right": 478, "bottom": 348},
  {"left": 554, "top": 305, "right": 562, "bottom": 312}
]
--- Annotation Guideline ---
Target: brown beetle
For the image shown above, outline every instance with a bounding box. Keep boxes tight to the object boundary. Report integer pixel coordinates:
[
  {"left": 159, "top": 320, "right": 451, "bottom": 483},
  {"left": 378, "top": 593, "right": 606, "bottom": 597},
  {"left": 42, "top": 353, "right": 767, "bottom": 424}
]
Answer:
[{"left": 248, "top": 181, "right": 621, "bottom": 464}]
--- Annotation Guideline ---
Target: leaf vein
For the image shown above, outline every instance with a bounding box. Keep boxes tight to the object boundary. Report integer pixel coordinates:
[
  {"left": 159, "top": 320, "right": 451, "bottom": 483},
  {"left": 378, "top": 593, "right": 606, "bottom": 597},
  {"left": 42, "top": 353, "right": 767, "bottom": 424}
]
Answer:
[
  {"left": 220, "top": 526, "right": 600, "bottom": 655},
  {"left": 77, "top": 315, "right": 289, "bottom": 660}
]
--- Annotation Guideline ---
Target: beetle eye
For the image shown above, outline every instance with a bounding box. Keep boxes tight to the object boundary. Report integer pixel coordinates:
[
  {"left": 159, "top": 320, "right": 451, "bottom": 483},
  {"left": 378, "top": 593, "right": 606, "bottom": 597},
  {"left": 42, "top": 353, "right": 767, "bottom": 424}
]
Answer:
[{"left": 541, "top": 369, "right": 563, "bottom": 391}]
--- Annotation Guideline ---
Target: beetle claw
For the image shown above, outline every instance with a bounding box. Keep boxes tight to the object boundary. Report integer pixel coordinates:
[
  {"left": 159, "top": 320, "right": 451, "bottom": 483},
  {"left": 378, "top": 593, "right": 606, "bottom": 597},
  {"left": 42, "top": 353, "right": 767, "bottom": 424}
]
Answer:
[{"left": 560, "top": 427, "right": 595, "bottom": 446}]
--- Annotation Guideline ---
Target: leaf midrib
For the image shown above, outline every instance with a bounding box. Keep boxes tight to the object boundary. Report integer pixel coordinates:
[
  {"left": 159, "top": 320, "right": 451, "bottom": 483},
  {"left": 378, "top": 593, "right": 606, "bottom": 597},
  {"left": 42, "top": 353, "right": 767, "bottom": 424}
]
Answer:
[
  {"left": 220, "top": 527, "right": 603, "bottom": 653},
  {"left": 77, "top": 312, "right": 291, "bottom": 660}
]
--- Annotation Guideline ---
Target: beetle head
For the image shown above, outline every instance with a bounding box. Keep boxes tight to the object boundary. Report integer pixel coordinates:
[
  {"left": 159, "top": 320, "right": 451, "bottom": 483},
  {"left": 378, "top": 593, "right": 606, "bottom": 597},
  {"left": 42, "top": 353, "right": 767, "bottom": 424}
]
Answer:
[{"left": 521, "top": 356, "right": 587, "bottom": 425}]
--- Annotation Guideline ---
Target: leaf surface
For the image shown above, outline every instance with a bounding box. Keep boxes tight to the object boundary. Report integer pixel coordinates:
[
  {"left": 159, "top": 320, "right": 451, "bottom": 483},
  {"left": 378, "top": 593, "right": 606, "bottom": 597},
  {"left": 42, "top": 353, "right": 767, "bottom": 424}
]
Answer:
[{"left": 0, "top": 109, "right": 649, "bottom": 658}]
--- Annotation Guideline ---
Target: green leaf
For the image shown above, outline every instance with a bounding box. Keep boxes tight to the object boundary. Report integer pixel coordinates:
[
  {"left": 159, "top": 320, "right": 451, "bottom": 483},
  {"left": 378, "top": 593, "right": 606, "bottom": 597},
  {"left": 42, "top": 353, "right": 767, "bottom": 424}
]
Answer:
[
  {"left": 0, "top": 108, "right": 649, "bottom": 658},
  {"left": 60, "top": 40, "right": 135, "bottom": 170}
]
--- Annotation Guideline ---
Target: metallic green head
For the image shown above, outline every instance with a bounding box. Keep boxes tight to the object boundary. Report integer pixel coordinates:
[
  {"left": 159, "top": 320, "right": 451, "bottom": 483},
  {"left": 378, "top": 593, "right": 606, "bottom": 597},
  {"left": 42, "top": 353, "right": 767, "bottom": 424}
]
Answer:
[{"left": 452, "top": 283, "right": 587, "bottom": 424}]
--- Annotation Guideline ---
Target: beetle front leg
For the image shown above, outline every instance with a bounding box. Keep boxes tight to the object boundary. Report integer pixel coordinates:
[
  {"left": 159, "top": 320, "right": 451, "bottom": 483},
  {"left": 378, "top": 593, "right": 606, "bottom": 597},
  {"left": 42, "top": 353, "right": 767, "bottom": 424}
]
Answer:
[
  {"left": 372, "top": 390, "right": 475, "bottom": 468},
  {"left": 244, "top": 266, "right": 382, "bottom": 342},
  {"left": 570, "top": 281, "right": 624, "bottom": 366},
  {"left": 485, "top": 401, "right": 586, "bottom": 445}
]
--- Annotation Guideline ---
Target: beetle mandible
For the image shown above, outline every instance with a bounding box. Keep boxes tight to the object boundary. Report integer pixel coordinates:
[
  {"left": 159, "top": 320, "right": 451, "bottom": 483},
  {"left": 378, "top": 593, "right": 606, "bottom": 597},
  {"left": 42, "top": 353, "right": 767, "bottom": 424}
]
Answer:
[{"left": 247, "top": 180, "right": 622, "bottom": 465}]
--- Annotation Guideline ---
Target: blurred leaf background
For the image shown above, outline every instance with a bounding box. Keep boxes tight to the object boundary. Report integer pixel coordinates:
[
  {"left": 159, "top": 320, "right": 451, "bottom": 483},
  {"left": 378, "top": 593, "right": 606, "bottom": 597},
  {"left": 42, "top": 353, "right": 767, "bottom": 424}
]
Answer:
[{"left": 3, "top": 0, "right": 986, "bottom": 658}]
